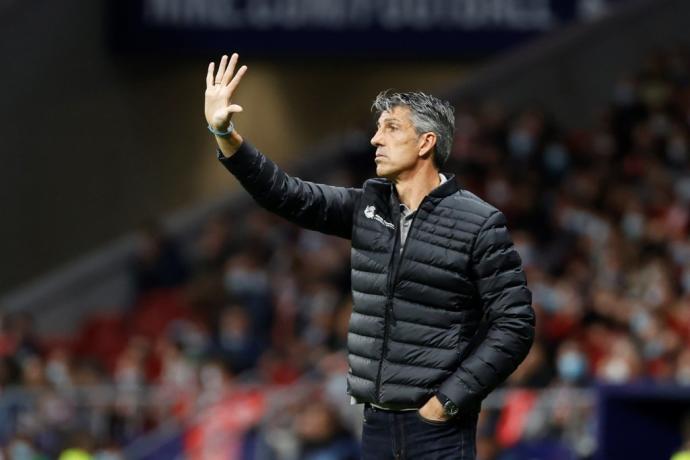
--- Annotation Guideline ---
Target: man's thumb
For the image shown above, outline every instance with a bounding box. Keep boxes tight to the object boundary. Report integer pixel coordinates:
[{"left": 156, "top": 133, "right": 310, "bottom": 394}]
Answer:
[{"left": 226, "top": 104, "right": 243, "bottom": 114}]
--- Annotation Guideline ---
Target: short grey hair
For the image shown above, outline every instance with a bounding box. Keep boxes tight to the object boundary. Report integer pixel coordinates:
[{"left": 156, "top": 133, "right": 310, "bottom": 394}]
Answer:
[{"left": 372, "top": 90, "right": 455, "bottom": 170}]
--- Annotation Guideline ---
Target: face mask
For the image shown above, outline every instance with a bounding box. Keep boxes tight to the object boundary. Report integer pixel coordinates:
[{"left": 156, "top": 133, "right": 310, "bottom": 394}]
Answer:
[
  {"left": 46, "top": 360, "right": 70, "bottom": 387},
  {"left": 178, "top": 326, "right": 207, "bottom": 356},
  {"left": 514, "top": 241, "right": 535, "bottom": 268},
  {"left": 667, "top": 136, "right": 688, "bottom": 164},
  {"left": 601, "top": 358, "right": 631, "bottom": 383},
  {"left": 9, "top": 441, "right": 35, "bottom": 459},
  {"left": 557, "top": 351, "right": 587, "bottom": 383},
  {"left": 676, "top": 365, "right": 690, "bottom": 385},
  {"left": 670, "top": 241, "right": 690, "bottom": 266},
  {"left": 621, "top": 212, "right": 645, "bottom": 240},
  {"left": 220, "top": 329, "right": 247, "bottom": 349},
  {"left": 675, "top": 176, "right": 690, "bottom": 204},
  {"left": 630, "top": 311, "right": 650, "bottom": 335},
  {"left": 200, "top": 365, "right": 224, "bottom": 390},
  {"left": 577, "top": 0, "right": 607, "bottom": 20},
  {"left": 223, "top": 268, "right": 268, "bottom": 295},
  {"left": 544, "top": 143, "right": 569, "bottom": 176},
  {"left": 94, "top": 452, "right": 123, "bottom": 460},
  {"left": 533, "top": 282, "right": 561, "bottom": 313},
  {"left": 613, "top": 82, "right": 635, "bottom": 106},
  {"left": 643, "top": 340, "right": 664, "bottom": 359},
  {"left": 508, "top": 129, "right": 535, "bottom": 159}
]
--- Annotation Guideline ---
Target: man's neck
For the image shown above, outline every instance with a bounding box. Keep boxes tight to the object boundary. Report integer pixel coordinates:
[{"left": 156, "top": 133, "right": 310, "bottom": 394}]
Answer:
[{"left": 392, "top": 166, "right": 443, "bottom": 211}]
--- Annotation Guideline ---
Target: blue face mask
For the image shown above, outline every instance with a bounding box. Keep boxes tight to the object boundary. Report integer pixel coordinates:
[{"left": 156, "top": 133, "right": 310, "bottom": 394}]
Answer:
[
  {"left": 621, "top": 212, "right": 644, "bottom": 241},
  {"left": 557, "top": 351, "right": 587, "bottom": 383},
  {"left": 533, "top": 282, "right": 561, "bottom": 313},
  {"left": 508, "top": 130, "right": 535, "bottom": 159},
  {"left": 543, "top": 143, "right": 569, "bottom": 176}
]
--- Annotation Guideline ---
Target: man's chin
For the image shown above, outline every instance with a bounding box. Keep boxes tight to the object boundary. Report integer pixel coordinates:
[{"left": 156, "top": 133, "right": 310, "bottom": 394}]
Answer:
[{"left": 375, "top": 165, "right": 393, "bottom": 179}]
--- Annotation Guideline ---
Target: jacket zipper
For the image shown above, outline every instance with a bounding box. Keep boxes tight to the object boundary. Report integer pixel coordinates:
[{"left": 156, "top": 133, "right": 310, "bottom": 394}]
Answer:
[
  {"left": 375, "top": 224, "right": 398, "bottom": 402},
  {"left": 374, "top": 197, "right": 427, "bottom": 402}
]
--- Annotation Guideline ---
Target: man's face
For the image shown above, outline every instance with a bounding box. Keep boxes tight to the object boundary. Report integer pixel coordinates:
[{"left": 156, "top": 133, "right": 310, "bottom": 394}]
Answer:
[{"left": 371, "top": 106, "right": 423, "bottom": 179}]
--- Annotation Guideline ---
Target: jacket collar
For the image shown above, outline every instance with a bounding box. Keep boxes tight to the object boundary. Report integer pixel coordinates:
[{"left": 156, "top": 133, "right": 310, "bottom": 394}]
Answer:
[
  {"left": 386, "top": 172, "right": 460, "bottom": 220},
  {"left": 388, "top": 172, "right": 460, "bottom": 201},
  {"left": 430, "top": 172, "right": 460, "bottom": 198}
]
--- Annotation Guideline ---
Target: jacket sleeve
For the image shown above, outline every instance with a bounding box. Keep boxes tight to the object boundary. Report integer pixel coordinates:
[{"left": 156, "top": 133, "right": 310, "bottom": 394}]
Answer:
[
  {"left": 216, "top": 141, "right": 362, "bottom": 240},
  {"left": 439, "top": 210, "right": 535, "bottom": 413}
]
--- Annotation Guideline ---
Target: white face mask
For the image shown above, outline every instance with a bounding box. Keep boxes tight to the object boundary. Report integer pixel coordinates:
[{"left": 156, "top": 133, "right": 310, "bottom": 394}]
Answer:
[
  {"left": 223, "top": 267, "right": 268, "bottom": 294},
  {"left": 601, "top": 358, "right": 631, "bottom": 383},
  {"left": 200, "top": 365, "right": 224, "bottom": 391},
  {"left": 45, "top": 359, "right": 71, "bottom": 387},
  {"left": 621, "top": 212, "right": 645, "bottom": 241},
  {"left": 677, "top": 365, "right": 690, "bottom": 385}
]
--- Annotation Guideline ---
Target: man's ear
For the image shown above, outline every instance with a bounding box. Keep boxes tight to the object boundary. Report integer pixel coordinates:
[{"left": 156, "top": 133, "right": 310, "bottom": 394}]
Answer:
[{"left": 418, "top": 132, "right": 437, "bottom": 158}]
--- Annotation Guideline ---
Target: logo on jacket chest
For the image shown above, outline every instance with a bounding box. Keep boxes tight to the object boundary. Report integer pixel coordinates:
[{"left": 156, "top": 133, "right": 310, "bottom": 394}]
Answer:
[{"left": 363, "top": 205, "right": 395, "bottom": 229}]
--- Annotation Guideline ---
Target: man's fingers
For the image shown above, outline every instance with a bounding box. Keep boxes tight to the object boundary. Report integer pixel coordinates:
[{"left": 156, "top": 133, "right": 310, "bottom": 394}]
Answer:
[
  {"left": 206, "top": 62, "right": 215, "bottom": 88},
  {"left": 215, "top": 55, "right": 228, "bottom": 83},
  {"left": 227, "top": 65, "right": 248, "bottom": 93},
  {"left": 221, "top": 53, "right": 239, "bottom": 86}
]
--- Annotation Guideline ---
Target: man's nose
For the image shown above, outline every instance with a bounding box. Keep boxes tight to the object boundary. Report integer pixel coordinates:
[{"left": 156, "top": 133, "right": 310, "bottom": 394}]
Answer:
[{"left": 370, "top": 130, "right": 382, "bottom": 147}]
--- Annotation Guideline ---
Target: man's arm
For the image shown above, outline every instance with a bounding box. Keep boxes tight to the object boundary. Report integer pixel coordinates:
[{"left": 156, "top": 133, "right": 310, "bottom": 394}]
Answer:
[
  {"left": 217, "top": 140, "right": 362, "bottom": 239},
  {"left": 204, "top": 53, "right": 361, "bottom": 239},
  {"left": 438, "top": 210, "right": 536, "bottom": 413}
]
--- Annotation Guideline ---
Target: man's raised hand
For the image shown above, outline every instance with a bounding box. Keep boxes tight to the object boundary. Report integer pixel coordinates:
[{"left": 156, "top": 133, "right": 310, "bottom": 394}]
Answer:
[{"left": 205, "top": 53, "right": 247, "bottom": 131}]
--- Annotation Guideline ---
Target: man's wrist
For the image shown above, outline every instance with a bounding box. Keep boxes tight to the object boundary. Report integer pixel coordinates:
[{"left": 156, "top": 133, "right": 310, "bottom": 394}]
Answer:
[
  {"left": 215, "top": 131, "right": 244, "bottom": 158},
  {"left": 436, "top": 392, "right": 459, "bottom": 418},
  {"left": 208, "top": 121, "right": 234, "bottom": 137}
]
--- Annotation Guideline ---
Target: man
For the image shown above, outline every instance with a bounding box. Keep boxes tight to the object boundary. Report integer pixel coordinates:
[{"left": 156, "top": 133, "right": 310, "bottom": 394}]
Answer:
[{"left": 204, "top": 53, "right": 535, "bottom": 459}]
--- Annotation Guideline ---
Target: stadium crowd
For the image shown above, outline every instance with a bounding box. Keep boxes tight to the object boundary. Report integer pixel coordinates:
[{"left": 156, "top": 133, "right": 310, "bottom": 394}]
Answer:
[{"left": 2, "top": 47, "right": 690, "bottom": 459}]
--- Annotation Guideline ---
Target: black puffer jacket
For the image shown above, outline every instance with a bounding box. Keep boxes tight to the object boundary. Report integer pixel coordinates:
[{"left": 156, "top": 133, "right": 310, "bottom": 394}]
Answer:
[{"left": 218, "top": 141, "right": 535, "bottom": 414}]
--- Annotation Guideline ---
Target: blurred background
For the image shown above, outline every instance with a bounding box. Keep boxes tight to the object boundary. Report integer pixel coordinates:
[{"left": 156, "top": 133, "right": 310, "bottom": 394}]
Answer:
[{"left": 2, "top": 0, "right": 690, "bottom": 458}]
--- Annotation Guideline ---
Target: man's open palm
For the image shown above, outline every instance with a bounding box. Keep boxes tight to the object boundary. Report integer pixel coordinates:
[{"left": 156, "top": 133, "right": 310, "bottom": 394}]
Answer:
[{"left": 205, "top": 53, "right": 247, "bottom": 131}]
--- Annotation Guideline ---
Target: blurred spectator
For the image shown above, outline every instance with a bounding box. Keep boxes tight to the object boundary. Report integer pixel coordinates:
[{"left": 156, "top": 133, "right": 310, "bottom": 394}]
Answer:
[
  {"left": 4, "top": 435, "right": 47, "bottom": 460},
  {"left": 196, "top": 359, "right": 234, "bottom": 410},
  {"left": 293, "top": 401, "right": 360, "bottom": 460},
  {"left": 555, "top": 341, "right": 590, "bottom": 386},
  {"left": 131, "top": 220, "right": 188, "bottom": 294},
  {"left": 45, "top": 349, "right": 73, "bottom": 390},
  {"left": 6, "top": 312, "right": 42, "bottom": 365},
  {"left": 57, "top": 432, "right": 93, "bottom": 460},
  {"left": 208, "top": 305, "right": 264, "bottom": 375},
  {"left": 222, "top": 250, "right": 275, "bottom": 341},
  {"left": 191, "top": 212, "right": 238, "bottom": 276}
]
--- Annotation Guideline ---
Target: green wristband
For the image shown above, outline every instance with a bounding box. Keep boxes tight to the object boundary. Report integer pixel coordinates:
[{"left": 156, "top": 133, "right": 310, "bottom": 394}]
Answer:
[{"left": 208, "top": 121, "right": 234, "bottom": 138}]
